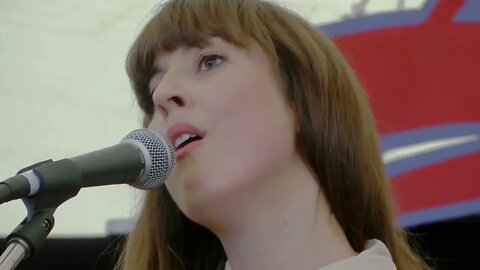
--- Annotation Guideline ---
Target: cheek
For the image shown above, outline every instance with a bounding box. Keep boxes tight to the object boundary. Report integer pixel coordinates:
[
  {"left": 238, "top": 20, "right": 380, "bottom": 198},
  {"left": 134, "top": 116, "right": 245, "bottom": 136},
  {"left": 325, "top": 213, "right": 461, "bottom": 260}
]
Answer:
[
  {"left": 228, "top": 71, "right": 293, "bottom": 140},
  {"left": 206, "top": 72, "right": 297, "bottom": 185},
  {"left": 146, "top": 113, "right": 167, "bottom": 134},
  {"left": 162, "top": 73, "right": 297, "bottom": 221}
]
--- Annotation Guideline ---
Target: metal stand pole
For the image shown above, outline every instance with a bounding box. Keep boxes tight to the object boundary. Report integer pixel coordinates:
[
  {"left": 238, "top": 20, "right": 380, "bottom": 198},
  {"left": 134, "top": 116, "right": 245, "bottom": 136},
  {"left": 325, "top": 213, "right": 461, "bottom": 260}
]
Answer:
[
  {"left": 0, "top": 209, "right": 55, "bottom": 270},
  {"left": 0, "top": 238, "right": 30, "bottom": 270}
]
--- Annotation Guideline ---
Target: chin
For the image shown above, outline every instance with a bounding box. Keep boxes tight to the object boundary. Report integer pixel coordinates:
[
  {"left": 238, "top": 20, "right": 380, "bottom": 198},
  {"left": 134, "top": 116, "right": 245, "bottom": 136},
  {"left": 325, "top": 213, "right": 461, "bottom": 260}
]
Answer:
[
  {"left": 174, "top": 178, "right": 240, "bottom": 230},
  {"left": 178, "top": 195, "right": 225, "bottom": 230}
]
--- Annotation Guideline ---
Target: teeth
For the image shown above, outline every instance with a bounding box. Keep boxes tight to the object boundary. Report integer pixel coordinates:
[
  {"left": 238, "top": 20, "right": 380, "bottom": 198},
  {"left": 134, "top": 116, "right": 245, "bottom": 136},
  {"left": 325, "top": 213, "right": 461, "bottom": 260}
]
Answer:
[{"left": 175, "top": 133, "right": 198, "bottom": 149}]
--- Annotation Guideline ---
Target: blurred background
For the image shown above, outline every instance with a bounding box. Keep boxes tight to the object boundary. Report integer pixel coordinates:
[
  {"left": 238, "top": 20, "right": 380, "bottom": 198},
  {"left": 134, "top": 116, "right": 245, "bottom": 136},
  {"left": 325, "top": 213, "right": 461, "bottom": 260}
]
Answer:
[
  {"left": 0, "top": 0, "right": 427, "bottom": 240},
  {"left": 0, "top": 0, "right": 480, "bottom": 269}
]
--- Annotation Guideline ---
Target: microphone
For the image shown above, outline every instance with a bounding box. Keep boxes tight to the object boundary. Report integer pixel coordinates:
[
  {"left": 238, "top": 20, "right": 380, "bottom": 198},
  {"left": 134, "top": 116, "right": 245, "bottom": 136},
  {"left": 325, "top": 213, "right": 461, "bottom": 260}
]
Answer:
[{"left": 0, "top": 129, "right": 176, "bottom": 205}]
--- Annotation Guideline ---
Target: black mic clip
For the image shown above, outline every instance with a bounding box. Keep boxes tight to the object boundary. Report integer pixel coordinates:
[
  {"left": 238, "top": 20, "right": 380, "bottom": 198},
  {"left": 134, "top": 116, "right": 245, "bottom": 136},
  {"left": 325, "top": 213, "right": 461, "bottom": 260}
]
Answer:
[
  {"left": 16, "top": 159, "right": 53, "bottom": 174},
  {"left": 0, "top": 159, "right": 84, "bottom": 269}
]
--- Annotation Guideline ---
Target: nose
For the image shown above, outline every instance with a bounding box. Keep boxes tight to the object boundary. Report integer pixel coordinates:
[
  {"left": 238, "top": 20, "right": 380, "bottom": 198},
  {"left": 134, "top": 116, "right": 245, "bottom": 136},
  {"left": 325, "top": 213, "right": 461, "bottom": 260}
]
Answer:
[{"left": 151, "top": 72, "right": 190, "bottom": 116}]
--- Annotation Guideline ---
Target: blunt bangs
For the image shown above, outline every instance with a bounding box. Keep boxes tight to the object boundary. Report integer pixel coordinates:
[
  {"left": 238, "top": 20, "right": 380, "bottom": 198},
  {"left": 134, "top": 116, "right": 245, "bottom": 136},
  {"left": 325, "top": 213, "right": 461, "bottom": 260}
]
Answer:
[{"left": 126, "top": 0, "right": 270, "bottom": 116}]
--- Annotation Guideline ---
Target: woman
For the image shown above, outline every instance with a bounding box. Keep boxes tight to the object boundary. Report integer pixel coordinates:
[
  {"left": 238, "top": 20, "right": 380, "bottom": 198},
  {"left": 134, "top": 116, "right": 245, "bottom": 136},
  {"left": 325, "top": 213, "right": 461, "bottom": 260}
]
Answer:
[{"left": 117, "top": 0, "right": 430, "bottom": 269}]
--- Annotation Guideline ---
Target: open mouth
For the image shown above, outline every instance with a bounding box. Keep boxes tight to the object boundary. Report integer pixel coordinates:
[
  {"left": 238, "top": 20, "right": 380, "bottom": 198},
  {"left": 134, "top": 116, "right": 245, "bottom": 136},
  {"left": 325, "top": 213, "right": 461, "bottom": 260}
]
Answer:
[{"left": 174, "top": 134, "right": 203, "bottom": 151}]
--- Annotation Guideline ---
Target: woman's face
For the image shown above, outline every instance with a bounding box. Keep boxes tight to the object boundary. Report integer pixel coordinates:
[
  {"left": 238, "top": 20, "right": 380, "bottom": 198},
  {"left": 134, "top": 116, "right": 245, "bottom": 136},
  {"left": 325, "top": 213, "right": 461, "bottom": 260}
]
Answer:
[{"left": 148, "top": 37, "right": 298, "bottom": 220}]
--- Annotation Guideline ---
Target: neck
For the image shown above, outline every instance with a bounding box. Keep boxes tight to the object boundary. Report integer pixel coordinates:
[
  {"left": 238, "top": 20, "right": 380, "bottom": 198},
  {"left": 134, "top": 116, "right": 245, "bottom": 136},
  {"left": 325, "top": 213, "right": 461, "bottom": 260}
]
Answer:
[{"left": 212, "top": 158, "right": 357, "bottom": 270}]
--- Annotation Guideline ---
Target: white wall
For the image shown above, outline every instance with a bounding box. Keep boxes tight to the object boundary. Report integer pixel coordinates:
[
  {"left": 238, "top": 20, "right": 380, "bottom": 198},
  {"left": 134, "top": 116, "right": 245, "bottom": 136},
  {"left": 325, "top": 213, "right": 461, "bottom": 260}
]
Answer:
[{"left": 0, "top": 0, "right": 425, "bottom": 237}]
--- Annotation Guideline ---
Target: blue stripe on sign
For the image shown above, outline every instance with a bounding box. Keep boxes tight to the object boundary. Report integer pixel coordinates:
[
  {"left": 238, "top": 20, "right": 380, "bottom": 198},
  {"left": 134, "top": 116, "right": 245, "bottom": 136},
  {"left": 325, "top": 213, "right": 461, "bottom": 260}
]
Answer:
[
  {"left": 319, "top": 0, "right": 439, "bottom": 37},
  {"left": 398, "top": 199, "right": 480, "bottom": 227}
]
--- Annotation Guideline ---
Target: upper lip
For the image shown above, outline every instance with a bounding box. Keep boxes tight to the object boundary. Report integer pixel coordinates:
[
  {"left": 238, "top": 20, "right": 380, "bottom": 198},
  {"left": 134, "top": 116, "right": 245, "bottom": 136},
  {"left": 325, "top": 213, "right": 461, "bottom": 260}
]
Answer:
[{"left": 166, "top": 122, "right": 206, "bottom": 149}]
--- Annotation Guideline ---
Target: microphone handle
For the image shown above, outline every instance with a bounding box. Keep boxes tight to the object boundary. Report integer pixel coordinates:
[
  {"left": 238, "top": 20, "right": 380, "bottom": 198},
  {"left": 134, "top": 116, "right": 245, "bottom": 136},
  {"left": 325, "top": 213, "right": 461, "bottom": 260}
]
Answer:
[{"left": 70, "top": 142, "right": 146, "bottom": 187}]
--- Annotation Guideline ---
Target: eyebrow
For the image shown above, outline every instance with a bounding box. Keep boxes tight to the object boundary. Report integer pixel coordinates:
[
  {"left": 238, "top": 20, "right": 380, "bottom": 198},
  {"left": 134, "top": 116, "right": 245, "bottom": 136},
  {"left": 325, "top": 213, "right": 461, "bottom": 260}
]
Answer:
[
  {"left": 152, "top": 46, "right": 200, "bottom": 72},
  {"left": 149, "top": 40, "right": 220, "bottom": 90},
  {"left": 151, "top": 43, "right": 215, "bottom": 76}
]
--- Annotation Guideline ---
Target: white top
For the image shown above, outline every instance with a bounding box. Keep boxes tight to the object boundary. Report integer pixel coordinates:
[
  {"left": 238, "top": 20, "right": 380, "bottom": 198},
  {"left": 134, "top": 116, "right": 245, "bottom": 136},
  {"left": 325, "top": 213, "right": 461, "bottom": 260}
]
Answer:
[{"left": 224, "top": 239, "right": 397, "bottom": 270}]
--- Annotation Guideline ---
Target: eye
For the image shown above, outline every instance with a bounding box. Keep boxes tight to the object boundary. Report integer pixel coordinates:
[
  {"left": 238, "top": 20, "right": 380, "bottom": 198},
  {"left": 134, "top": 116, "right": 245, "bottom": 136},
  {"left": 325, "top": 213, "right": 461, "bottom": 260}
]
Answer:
[
  {"left": 198, "top": 53, "right": 224, "bottom": 71},
  {"left": 148, "top": 71, "right": 164, "bottom": 96}
]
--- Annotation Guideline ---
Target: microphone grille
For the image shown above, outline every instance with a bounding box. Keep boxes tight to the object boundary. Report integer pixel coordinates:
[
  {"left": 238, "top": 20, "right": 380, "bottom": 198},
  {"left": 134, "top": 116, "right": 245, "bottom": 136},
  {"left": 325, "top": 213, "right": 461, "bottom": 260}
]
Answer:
[{"left": 122, "top": 129, "right": 176, "bottom": 189}]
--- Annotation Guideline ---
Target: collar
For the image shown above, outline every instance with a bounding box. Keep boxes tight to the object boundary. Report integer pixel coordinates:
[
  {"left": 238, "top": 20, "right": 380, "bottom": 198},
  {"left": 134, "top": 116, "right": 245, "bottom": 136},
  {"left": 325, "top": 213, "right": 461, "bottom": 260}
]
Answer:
[{"left": 224, "top": 239, "right": 396, "bottom": 270}]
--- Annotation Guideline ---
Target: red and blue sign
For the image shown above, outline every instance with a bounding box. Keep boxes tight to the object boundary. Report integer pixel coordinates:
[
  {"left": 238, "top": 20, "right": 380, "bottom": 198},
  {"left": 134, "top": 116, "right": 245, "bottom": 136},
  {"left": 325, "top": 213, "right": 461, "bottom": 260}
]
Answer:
[{"left": 321, "top": 0, "right": 480, "bottom": 227}]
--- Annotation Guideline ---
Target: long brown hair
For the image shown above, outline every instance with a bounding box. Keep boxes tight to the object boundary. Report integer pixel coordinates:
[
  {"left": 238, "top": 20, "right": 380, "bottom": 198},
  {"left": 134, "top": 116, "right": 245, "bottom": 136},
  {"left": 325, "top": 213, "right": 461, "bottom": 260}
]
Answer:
[{"left": 117, "top": 0, "right": 430, "bottom": 269}]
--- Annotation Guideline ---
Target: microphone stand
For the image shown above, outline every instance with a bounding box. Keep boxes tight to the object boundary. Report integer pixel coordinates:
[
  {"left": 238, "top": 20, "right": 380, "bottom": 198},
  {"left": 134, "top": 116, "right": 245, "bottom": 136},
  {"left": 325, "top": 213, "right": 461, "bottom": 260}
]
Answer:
[
  {"left": 0, "top": 209, "right": 55, "bottom": 270},
  {"left": 0, "top": 160, "right": 83, "bottom": 270}
]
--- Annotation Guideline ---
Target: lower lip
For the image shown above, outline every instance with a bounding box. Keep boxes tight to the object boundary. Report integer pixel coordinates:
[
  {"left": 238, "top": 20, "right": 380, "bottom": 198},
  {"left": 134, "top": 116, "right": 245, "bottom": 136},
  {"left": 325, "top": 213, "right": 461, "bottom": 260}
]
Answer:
[{"left": 176, "top": 139, "right": 204, "bottom": 160}]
